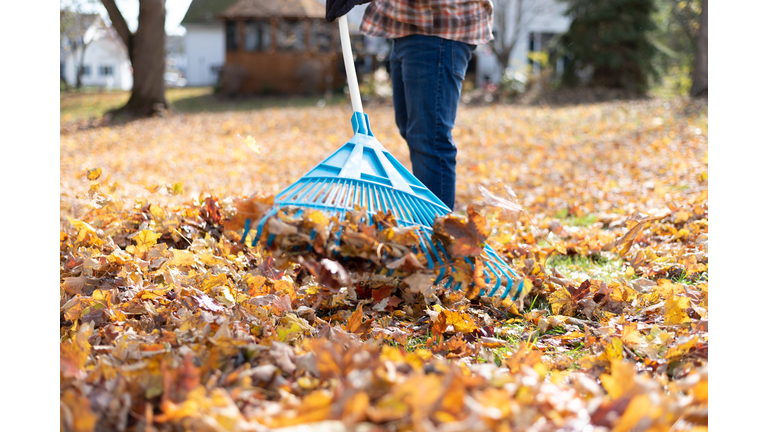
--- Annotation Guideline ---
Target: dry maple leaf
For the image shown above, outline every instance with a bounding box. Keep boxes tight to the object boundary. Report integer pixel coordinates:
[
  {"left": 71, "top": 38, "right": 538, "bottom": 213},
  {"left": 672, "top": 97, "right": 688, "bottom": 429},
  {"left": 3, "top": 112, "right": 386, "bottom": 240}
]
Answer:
[{"left": 432, "top": 206, "right": 489, "bottom": 259}]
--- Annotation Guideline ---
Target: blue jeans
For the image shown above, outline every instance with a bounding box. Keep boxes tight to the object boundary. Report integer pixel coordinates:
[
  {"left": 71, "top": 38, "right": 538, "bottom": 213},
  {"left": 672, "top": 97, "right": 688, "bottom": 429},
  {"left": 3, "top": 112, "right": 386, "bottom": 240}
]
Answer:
[{"left": 390, "top": 35, "right": 475, "bottom": 211}]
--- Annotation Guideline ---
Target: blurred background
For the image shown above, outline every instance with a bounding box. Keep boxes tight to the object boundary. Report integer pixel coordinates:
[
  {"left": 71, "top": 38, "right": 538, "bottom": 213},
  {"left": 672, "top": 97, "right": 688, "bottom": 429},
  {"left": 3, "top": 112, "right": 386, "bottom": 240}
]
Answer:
[{"left": 60, "top": 0, "right": 706, "bottom": 120}]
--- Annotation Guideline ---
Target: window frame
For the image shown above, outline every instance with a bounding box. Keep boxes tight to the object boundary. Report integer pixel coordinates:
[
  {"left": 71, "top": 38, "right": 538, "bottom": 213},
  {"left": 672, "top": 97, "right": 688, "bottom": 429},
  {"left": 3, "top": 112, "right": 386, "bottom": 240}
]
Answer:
[{"left": 98, "top": 65, "right": 113, "bottom": 76}]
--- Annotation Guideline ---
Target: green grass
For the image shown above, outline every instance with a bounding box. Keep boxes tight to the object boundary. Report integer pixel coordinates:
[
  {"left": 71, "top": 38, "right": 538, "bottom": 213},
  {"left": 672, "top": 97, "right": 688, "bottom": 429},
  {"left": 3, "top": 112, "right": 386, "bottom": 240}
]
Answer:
[
  {"left": 553, "top": 209, "right": 598, "bottom": 227},
  {"left": 546, "top": 254, "right": 631, "bottom": 283},
  {"left": 490, "top": 320, "right": 589, "bottom": 369},
  {"left": 60, "top": 88, "right": 130, "bottom": 122},
  {"left": 404, "top": 334, "right": 430, "bottom": 352},
  {"left": 667, "top": 268, "right": 708, "bottom": 286},
  {"left": 60, "top": 86, "right": 349, "bottom": 123}
]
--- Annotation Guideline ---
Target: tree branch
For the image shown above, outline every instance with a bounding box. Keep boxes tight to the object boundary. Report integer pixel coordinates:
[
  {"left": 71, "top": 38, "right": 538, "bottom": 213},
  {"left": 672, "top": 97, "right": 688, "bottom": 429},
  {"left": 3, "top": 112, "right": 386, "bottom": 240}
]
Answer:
[{"left": 101, "top": 0, "right": 132, "bottom": 48}]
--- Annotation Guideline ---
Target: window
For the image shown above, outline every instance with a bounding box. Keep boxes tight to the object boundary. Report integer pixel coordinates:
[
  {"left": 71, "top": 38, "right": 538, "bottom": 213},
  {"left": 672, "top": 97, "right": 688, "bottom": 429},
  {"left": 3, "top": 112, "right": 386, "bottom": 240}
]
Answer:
[
  {"left": 528, "top": 32, "right": 556, "bottom": 73},
  {"left": 244, "top": 20, "right": 271, "bottom": 51},
  {"left": 99, "top": 65, "right": 113, "bottom": 76},
  {"left": 277, "top": 20, "right": 304, "bottom": 52},
  {"left": 226, "top": 20, "right": 239, "bottom": 51},
  {"left": 309, "top": 20, "right": 332, "bottom": 53},
  {"left": 79, "top": 65, "right": 91, "bottom": 76}
]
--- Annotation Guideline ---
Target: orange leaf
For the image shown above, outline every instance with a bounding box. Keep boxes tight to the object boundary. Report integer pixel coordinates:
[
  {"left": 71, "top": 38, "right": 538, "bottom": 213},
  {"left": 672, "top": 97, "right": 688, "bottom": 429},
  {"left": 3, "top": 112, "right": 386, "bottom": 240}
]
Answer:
[{"left": 346, "top": 303, "right": 364, "bottom": 334}]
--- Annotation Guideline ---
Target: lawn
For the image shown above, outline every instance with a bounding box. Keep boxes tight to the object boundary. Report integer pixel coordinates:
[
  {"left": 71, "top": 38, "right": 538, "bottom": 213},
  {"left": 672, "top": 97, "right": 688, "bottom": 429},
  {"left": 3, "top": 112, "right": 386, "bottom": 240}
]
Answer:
[{"left": 60, "top": 89, "right": 708, "bottom": 432}]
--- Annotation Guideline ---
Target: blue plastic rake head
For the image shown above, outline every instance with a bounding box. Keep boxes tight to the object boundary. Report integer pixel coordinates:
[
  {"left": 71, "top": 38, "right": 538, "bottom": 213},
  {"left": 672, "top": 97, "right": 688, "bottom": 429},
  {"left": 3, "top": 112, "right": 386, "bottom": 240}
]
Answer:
[{"left": 241, "top": 112, "right": 523, "bottom": 299}]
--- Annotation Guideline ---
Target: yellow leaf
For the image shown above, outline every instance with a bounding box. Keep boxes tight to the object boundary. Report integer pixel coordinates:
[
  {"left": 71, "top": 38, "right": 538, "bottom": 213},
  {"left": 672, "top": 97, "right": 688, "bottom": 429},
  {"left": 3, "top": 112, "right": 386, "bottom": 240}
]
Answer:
[
  {"left": 244, "top": 274, "right": 267, "bottom": 296},
  {"left": 202, "top": 273, "right": 229, "bottom": 293},
  {"left": 269, "top": 390, "right": 333, "bottom": 428},
  {"left": 549, "top": 288, "right": 575, "bottom": 316},
  {"left": 605, "top": 337, "right": 624, "bottom": 361},
  {"left": 244, "top": 135, "right": 261, "bottom": 153},
  {"left": 274, "top": 279, "right": 297, "bottom": 300},
  {"left": 664, "top": 295, "right": 692, "bottom": 325},
  {"left": 149, "top": 203, "right": 165, "bottom": 221},
  {"left": 68, "top": 217, "right": 103, "bottom": 247},
  {"left": 61, "top": 389, "right": 98, "bottom": 432},
  {"left": 600, "top": 359, "right": 637, "bottom": 399},
  {"left": 276, "top": 322, "right": 303, "bottom": 342},
  {"left": 168, "top": 182, "right": 184, "bottom": 195},
  {"left": 342, "top": 391, "right": 369, "bottom": 423},
  {"left": 380, "top": 344, "right": 405, "bottom": 363},
  {"left": 665, "top": 335, "right": 699, "bottom": 359},
  {"left": 60, "top": 324, "right": 93, "bottom": 378},
  {"left": 167, "top": 249, "right": 196, "bottom": 267},
  {"left": 133, "top": 230, "right": 162, "bottom": 253},
  {"left": 306, "top": 210, "right": 328, "bottom": 226},
  {"left": 656, "top": 279, "right": 685, "bottom": 298},
  {"left": 621, "top": 323, "right": 647, "bottom": 349},
  {"left": 555, "top": 241, "right": 567, "bottom": 255},
  {"left": 692, "top": 379, "right": 707, "bottom": 403},
  {"left": 86, "top": 167, "right": 102, "bottom": 180},
  {"left": 614, "top": 394, "right": 653, "bottom": 432},
  {"left": 442, "top": 309, "right": 478, "bottom": 334},
  {"left": 674, "top": 211, "right": 690, "bottom": 223}
]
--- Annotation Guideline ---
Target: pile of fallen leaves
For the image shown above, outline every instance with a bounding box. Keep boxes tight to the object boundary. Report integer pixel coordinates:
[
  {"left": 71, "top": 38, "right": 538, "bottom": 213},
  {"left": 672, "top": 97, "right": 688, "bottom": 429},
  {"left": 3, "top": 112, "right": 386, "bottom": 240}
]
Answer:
[
  {"left": 61, "top": 98, "right": 707, "bottom": 432},
  {"left": 222, "top": 190, "right": 518, "bottom": 299}
]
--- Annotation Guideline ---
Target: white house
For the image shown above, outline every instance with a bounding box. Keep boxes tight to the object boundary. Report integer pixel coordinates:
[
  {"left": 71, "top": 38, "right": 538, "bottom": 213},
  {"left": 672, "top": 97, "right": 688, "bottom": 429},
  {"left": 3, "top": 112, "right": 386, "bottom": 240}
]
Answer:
[
  {"left": 181, "top": 0, "right": 239, "bottom": 87},
  {"left": 61, "top": 16, "right": 133, "bottom": 90},
  {"left": 475, "top": 0, "right": 572, "bottom": 86}
]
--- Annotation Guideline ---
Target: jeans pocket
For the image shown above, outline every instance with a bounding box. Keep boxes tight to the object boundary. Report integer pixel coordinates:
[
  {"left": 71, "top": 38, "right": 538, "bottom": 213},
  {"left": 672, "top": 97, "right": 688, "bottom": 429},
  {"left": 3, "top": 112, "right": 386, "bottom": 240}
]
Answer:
[{"left": 451, "top": 42, "right": 472, "bottom": 81}]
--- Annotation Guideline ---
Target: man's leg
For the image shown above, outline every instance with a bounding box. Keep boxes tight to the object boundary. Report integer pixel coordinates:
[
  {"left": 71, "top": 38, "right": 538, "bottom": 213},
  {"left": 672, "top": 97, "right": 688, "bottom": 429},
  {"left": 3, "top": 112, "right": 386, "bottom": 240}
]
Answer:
[
  {"left": 391, "top": 35, "right": 473, "bottom": 210},
  {"left": 389, "top": 39, "right": 409, "bottom": 142}
]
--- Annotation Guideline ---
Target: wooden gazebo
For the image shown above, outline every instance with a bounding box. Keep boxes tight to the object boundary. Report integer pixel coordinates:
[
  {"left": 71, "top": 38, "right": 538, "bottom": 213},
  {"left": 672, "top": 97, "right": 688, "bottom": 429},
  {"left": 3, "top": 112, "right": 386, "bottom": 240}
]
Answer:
[{"left": 218, "top": 0, "right": 345, "bottom": 94}]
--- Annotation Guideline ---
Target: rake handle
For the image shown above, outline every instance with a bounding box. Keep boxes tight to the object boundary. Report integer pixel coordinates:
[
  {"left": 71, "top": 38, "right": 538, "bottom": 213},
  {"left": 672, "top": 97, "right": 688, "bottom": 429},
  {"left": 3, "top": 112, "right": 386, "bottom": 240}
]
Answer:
[{"left": 338, "top": 15, "right": 364, "bottom": 114}]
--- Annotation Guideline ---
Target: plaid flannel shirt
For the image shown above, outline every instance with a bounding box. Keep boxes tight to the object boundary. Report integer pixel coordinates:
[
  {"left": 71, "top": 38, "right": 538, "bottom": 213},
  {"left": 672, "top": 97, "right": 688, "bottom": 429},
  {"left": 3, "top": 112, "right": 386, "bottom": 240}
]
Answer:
[{"left": 359, "top": 0, "right": 494, "bottom": 46}]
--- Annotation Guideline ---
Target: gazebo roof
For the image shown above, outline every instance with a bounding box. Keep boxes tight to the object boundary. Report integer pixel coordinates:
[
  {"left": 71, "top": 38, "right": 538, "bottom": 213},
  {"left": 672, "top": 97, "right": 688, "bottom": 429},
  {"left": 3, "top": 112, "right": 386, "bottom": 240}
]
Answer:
[
  {"left": 219, "top": 0, "right": 326, "bottom": 20},
  {"left": 181, "top": 0, "right": 241, "bottom": 24}
]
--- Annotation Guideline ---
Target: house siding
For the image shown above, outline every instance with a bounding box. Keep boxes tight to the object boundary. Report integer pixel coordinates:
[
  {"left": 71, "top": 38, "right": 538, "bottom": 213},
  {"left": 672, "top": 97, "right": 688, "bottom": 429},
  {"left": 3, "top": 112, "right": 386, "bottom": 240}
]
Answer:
[
  {"left": 184, "top": 23, "right": 227, "bottom": 86},
  {"left": 62, "top": 38, "right": 132, "bottom": 90}
]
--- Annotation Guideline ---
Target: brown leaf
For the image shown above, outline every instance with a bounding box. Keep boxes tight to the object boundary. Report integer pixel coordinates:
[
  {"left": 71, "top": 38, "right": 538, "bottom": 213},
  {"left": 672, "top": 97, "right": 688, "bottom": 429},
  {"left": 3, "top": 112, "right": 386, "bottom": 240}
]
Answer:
[
  {"left": 300, "top": 257, "right": 351, "bottom": 291},
  {"left": 613, "top": 215, "right": 666, "bottom": 257},
  {"left": 221, "top": 192, "right": 274, "bottom": 232},
  {"left": 269, "top": 341, "right": 297, "bottom": 374},
  {"left": 432, "top": 206, "right": 489, "bottom": 259},
  {"left": 62, "top": 276, "right": 87, "bottom": 296},
  {"left": 567, "top": 279, "right": 591, "bottom": 301}
]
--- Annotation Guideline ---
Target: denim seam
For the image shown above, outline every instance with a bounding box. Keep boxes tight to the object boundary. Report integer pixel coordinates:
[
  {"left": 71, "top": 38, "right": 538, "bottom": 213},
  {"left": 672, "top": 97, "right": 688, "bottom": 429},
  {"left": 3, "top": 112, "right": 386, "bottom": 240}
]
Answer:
[{"left": 435, "top": 38, "right": 445, "bottom": 204}]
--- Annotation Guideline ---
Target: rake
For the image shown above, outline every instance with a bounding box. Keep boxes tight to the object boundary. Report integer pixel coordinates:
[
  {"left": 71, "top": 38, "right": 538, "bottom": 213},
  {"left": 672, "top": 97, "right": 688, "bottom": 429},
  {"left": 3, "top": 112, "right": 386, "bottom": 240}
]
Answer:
[{"left": 241, "top": 15, "right": 523, "bottom": 299}]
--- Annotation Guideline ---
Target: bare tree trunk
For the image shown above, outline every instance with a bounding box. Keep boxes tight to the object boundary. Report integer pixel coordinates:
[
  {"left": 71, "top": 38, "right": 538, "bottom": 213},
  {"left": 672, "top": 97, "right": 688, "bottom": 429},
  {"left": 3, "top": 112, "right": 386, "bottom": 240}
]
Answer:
[
  {"left": 690, "top": 0, "right": 707, "bottom": 98},
  {"left": 76, "top": 41, "right": 90, "bottom": 89},
  {"left": 102, "top": 0, "right": 168, "bottom": 117}
]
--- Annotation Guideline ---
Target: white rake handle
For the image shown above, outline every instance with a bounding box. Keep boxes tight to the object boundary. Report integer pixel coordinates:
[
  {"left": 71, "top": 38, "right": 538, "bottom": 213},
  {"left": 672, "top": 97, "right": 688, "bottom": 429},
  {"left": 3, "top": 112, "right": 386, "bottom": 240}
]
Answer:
[{"left": 338, "top": 15, "right": 364, "bottom": 114}]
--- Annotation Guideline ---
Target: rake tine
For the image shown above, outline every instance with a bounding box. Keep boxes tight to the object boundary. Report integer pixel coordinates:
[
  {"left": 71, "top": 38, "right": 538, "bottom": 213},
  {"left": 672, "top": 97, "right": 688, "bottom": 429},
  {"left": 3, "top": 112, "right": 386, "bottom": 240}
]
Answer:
[
  {"left": 482, "top": 257, "right": 504, "bottom": 297},
  {"left": 240, "top": 218, "right": 252, "bottom": 244}
]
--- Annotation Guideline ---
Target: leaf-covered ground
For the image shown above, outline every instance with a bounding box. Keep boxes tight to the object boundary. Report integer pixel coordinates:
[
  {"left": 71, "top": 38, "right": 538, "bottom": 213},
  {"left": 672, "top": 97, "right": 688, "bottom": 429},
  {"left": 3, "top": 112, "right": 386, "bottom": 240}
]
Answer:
[{"left": 60, "top": 97, "right": 708, "bottom": 432}]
